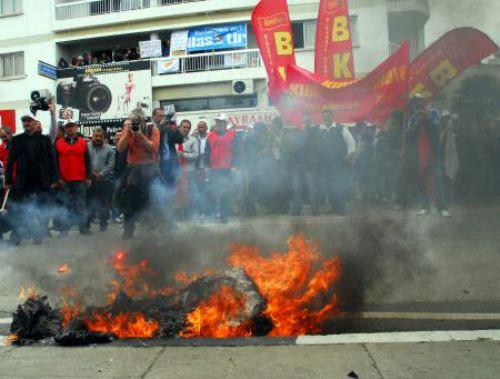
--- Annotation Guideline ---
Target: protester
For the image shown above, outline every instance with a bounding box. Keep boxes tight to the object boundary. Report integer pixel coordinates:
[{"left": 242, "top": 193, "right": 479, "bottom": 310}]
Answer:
[
  {"left": 440, "top": 112, "right": 460, "bottom": 203},
  {"left": 116, "top": 111, "right": 160, "bottom": 239},
  {"left": 319, "top": 110, "right": 356, "bottom": 215},
  {"left": 240, "top": 122, "right": 272, "bottom": 216},
  {"left": 0, "top": 126, "right": 12, "bottom": 171},
  {"left": 266, "top": 117, "right": 289, "bottom": 214},
  {"left": 4, "top": 112, "right": 58, "bottom": 244},
  {"left": 193, "top": 120, "right": 211, "bottom": 219},
  {"left": 156, "top": 109, "right": 183, "bottom": 189},
  {"left": 55, "top": 120, "right": 91, "bottom": 236},
  {"left": 205, "top": 114, "right": 236, "bottom": 223},
  {"left": 407, "top": 96, "right": 450, "bottom": 218},
  {"left": 87, "top": 127, "right": 116, "bottom": 232},
  {"left": 176, "top": 120, "right": 200, "bottom": 219}
]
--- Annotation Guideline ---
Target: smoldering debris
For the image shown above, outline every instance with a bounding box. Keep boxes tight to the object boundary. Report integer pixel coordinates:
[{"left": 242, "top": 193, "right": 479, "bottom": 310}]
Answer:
[
  {"left": 10, "top": 295, "right": 62, "bottom": 343},
  {"left": 9, "top": 267, "right": 271, "bottom": 345}
]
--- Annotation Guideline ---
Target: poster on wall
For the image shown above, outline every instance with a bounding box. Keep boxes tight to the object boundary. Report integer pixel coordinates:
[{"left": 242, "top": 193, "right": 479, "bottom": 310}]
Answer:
[
  {"left": 187, "top": 23, "right": 248, "bottom": 52},
  {"left": 56, "top": 61, "right": 152, "bottom": 123}
]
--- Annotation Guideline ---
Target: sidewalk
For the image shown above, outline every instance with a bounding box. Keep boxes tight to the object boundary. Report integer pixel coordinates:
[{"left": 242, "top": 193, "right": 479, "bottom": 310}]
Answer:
[{"left": 1, "top": 332, "right": 499, "bottom": 378}]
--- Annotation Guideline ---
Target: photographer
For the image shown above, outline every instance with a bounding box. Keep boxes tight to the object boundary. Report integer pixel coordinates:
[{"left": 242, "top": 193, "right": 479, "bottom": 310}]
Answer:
[
  {"left": 4, "top": 112, "right": 58, "bottom": 245},
  {"left": 116, "top": 110, "right": 160, "bottom": 239}
]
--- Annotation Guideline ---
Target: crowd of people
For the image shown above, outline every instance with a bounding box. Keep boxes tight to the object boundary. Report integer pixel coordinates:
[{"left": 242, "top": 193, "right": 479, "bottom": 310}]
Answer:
[
  {"left": 1, "top": 96, "right": 500, "bottom": 245},
  {"left": 58, "top": 39, "right": 172, "bottom": 69}
]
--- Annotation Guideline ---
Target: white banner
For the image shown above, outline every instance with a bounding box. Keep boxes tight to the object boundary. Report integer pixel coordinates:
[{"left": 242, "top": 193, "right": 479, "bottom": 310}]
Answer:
[
  {"left": 170, "top": 30, "right": 189, "bottom": 56},
  {"left": 139, "top": 39, "right": 162, "bottom": 58},
  {"left": 157, "top": 57, "right": 180, "bottom": 74}
]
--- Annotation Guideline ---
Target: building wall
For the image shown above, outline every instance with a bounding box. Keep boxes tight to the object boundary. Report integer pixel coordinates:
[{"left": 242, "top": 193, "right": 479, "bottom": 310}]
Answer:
[
  {"left": 0, "top": 0, "right": 397, "bottom": 131},
  {"left": 425, "top": 0, "right": 500, "bottom": 46}
]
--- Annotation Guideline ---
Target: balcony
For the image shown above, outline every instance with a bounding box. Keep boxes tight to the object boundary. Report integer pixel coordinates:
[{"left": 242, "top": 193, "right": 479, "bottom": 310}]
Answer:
[
  {"left": 150, "top": 48, "right": 265, "bottom": 86},
  {"left": 55, "top": 0, "right": 208, "bottom": 21}
]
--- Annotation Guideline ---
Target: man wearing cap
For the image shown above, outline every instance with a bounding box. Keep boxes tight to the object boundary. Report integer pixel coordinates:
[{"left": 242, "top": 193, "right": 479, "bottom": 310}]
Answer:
[
  {"left": 4, "top": 112, "right": 58, "bottom": 244},
  {"left": 205, "top": 114, "right": 237, "bottom": 223},
  {"left": 55, "top": 120, "right": 91, "bottom": 235}
]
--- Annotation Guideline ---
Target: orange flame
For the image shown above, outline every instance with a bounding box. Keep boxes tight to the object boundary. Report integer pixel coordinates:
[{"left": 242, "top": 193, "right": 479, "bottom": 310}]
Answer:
[
  {"left": 181, "top": 285, "right": 253, "bottom": 338},
  {"left": 5, "top": 334, "right": 19, "bottom": 345},
  {"left": 18, "top": 286, "right": 37, "bottom": 301},
  {"left": 227, "top": 233, "right": 342, "bottom": 336},
  {"left": 84, "top": 312, "right": 159, "bottom": 338},
  {"left": 57, "top": 264, "right": 71, "bottom": 274},
  {"left": 60, "top": 286, "right": 81, "bottom": 328}
]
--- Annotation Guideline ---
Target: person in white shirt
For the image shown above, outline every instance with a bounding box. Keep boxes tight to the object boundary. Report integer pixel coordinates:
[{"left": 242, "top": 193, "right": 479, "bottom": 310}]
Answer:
[{"left": 319, "top": 110, "right": 356, "bottom": 215}]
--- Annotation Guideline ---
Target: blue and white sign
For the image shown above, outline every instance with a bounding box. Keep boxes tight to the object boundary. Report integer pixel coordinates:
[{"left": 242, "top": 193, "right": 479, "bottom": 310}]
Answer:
[
  {"left": 187, "top": 24, "right": 247, "bottom": 52},
  {"left": 38, "top": 61, "right": 58, "bottom": 80}
]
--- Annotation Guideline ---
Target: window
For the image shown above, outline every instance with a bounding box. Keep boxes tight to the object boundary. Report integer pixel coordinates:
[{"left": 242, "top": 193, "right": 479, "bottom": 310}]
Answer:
[
  {"left": 161, "top": 94, "right": 258, "bottom": 113},
  {"left": 0, "top": 52, "right": 24, "bottom": 79},
  {"left": 295, "top": 16, "right": 359, "bottom": 49},
  {"left": 0, "top": 0, "right": 22, "bottom": 16}
]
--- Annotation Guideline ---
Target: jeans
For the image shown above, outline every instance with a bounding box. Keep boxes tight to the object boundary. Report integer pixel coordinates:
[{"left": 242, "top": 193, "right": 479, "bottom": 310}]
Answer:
[
  {"left": 419, "top": 161, "right": 448, "bottom": 212},
  {"left": 86, "top": 180, "right": 112, "bottom": 228},
  {"left": 290, "top": 165, "right": 320, "bottom": 215},
  {"left": 210, "top": 169, "right": 233, "bottom": 220},
  {"left": 61, "top": 181, "right": 88, "bottom": 232}
]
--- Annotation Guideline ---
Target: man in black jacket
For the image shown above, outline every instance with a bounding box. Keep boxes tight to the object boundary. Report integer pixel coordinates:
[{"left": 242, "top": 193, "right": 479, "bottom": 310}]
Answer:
[
  {"left": 4, "top": 112, "right": 58, "bottom": 244},
  {"left": 157, "top": 115, "right": 183, "bottom": 189}
]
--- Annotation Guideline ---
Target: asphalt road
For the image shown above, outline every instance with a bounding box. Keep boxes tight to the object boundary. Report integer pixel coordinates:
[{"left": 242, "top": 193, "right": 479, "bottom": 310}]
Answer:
[{"left": 0, "top": 200, "right": 499, "bottom": 377}]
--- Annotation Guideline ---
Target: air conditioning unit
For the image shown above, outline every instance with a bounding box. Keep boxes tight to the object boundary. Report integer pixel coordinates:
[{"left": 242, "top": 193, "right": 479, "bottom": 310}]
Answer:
[{"left": 232, "top": 80, "right": 254, "bottom": 95}]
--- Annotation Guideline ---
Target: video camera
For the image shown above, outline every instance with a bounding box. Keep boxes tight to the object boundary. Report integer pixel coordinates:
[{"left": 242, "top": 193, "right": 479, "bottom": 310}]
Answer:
[{"left": 30, "top": 90, "right": 52, "bottom": 114}]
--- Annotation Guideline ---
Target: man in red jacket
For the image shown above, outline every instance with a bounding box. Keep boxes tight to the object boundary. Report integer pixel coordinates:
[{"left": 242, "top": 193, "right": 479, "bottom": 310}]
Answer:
[
  {"left": 55, "top": 120, "right": 91, "bottom": 236},
  {"left": 205, "top": 114, "right": 237, "bottom": 223}
]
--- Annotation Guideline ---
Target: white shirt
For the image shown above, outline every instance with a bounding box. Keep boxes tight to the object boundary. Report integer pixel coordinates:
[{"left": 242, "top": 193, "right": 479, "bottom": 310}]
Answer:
[{"left": 320, "top": 123, "right": 356, "bottom": 155}]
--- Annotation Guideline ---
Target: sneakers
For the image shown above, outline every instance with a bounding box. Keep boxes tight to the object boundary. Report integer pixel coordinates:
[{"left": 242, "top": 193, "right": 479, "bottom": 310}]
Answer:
[
  {"left": 440, "top": 210, "right": 452, "bottom": 218},
  {"left": 416, "top": 209, "right": 429, "bottom": 216}
]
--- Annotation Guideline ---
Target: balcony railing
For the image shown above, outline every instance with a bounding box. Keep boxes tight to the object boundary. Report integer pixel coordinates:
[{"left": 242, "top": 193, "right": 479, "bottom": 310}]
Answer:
[
  {"left": 151, "top": 49, "right": 263, "bottom": 76},
  {"left": 55, "top": 0, "right": 208, "bottom": 21}
]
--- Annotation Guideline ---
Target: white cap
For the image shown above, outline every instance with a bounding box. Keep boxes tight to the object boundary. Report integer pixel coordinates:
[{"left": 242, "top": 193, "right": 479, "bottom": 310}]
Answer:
[
  {"left": 214, "top": 113, "right": 228, "bottom": 122},
  {"left": 20, "top": 111, "right": 39, "bottom": 123},
  {"left": 63, "top": 119, "right": 78, "bottom": 127}
]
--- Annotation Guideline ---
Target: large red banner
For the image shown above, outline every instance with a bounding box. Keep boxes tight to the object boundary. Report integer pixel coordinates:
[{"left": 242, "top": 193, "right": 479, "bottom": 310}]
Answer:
[
  {"left": 409, "top": 27, "right": 498, "bottom": 99},
  {"left": 315, "top": 0, "right": 355, "bottom": 81},
  {"left": 251, "top": 0, "right": 296, "bottom": 84},
  {"left": 274, "top": 42, "right": 409, "bottom": 125}
]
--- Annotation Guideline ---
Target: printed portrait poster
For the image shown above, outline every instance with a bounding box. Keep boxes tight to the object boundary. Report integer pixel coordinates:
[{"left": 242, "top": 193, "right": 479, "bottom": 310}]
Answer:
[{"left": 56, "top": 61, "right": 152, "bottom": 123}]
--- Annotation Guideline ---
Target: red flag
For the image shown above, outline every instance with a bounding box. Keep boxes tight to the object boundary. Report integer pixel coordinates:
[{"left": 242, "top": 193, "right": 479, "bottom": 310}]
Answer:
[
  {"left": 409, "top": 27, "right": 498, "bottom": 99},
  {"left": 277, "top": 42, "right": 409, "bottom": 125},
  {"left": 251, "top": 0, "right": 296, "bottom": 84},
  {"left": 315, "top": 0, "right": 355, "bottom": 81}
]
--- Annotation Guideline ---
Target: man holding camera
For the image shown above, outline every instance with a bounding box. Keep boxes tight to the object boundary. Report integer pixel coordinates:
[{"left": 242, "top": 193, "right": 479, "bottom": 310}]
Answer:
[
  {"left": 4, "top": 112, "right": 59, "bottom": 245},
  {"left": 55, "top": 120, "right": 91, "bottom": 236},
  {"left": 116, "top": 111, "right": 160, "bottom": 239}
]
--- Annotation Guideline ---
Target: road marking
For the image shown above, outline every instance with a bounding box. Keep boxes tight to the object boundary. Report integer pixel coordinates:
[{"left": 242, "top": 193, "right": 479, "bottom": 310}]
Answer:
[
  {"left": 348, "top": 312, "right": 500, "bottom": 320},
  {"left": 297, "top": 330, "right": 500, "bottom": 345},
  {"left": 0, "top": 318, "right": 12, "bottom": 325}
]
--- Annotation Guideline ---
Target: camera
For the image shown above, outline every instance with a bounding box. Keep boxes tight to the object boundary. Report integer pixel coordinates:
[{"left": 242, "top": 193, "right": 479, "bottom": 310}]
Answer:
[
  {"left": 30, "top": 90, "right": 51, "bottom": 114},
  {"left": 131, "top": 122, "right": 141, "bottom": 132},
  {"left": 57, "top": 76, "right": 112, "bottom": 114}
]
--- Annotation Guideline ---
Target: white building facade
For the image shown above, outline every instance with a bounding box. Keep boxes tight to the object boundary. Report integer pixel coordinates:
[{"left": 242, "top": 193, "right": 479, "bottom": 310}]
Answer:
[{"left": 0, "top": 0, "right": 431, "bottom": 132}]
